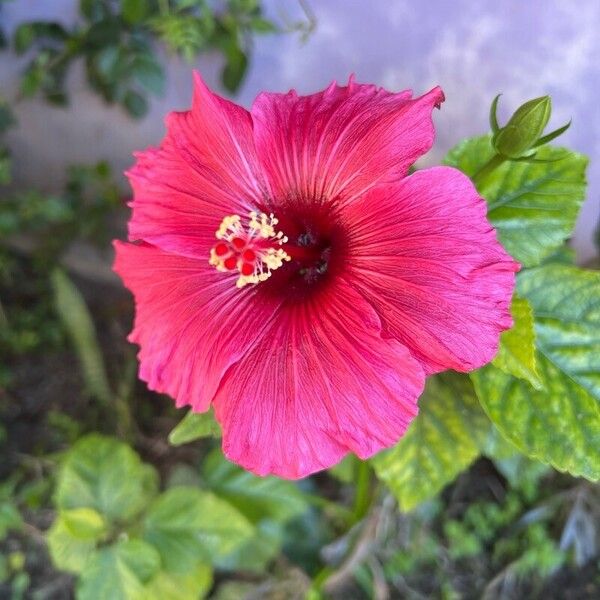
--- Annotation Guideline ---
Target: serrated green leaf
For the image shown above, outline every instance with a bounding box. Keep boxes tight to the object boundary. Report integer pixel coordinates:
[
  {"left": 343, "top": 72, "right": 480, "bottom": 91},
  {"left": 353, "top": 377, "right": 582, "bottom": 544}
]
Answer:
[
  {"left": 61, "top": 507, "right": 107, "bottom": 540},
  {"left": 472, "top": 362, "right": 600, "bottom": 480},
  {"left": 78, "top": 539, "right": 160, "bottom": 600},
  {"left": 144, "top": 563, "right": 212, "bottom": 600},
  {"left": 168, "top": 408, "right": 220, "bottom": 446},
  {"left": 519, "top": 265, "right": 600, "bottom": 401},
  {"left": 371, "top": 373, "right": 490, "bottom": 510},
  {"left": 55, "top": 434, "right": 159, "bottom": 523},
  {"left": 47, "top": 516, "right": 97, "bottom": 574},
  {"left": 51, "top": 268, "right": 112, "bottom": 405},
  {"left": 472, "top": 264, "right": 600, "bottom": 480},
  {"left": 444, "top": 135, "right": 587, "bottom": 267},
  {"left": 493, "top": 295, "right": 542, "bottom": 389},
  {"left": 202, "top": 448, "right": 307, "bottom": 523},
  {"left": 143, "top": 487, "right": 253, "bottom": 572}
]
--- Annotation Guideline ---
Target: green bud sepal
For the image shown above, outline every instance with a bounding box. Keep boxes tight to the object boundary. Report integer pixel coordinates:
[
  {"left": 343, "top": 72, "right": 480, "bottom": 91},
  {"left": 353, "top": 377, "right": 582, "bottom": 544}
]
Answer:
[{"left": 489, "top": 94, "right": 571, "bottom": 160}]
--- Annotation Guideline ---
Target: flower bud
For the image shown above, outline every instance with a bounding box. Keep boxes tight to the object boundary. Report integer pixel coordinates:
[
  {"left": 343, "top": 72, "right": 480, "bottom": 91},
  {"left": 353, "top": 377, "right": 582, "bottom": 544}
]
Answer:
[{"left": 492, "top": 96, "right": 552, "bottom": 158}]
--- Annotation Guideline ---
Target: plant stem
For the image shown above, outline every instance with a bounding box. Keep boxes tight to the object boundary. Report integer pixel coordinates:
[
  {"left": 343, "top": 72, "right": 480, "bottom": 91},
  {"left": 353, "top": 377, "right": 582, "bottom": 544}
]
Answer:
[
  {"left": 471, "top": 153, "right": 506, "bottom": 189},
  {"left": 351, "top": 459, "right": 372, "bottom": 524}
]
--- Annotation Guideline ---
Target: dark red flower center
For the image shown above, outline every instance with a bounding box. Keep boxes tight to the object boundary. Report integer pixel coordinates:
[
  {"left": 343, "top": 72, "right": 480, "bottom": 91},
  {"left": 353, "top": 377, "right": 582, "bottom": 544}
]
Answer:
[{"left": 209, "top": 210, "right": 341, "bottom": 290}]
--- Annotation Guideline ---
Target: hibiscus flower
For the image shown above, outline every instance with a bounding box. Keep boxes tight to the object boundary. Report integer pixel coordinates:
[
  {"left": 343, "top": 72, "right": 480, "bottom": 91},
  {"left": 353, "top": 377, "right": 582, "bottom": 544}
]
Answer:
[{"left": 114, "top": 73, "right": 518, "bottom": 479}]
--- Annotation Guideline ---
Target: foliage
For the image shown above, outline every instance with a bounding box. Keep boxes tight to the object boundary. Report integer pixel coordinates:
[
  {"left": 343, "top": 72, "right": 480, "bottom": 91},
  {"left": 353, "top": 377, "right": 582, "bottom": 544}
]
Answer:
[
  {"left": 371, "top": 373, "right": 491, "bottom": 511},
  {"left": 168, "top": 408, "right": 220, "bottom": 445},
  {"left": 0, "top": 160, "right": 120, "bottom": 264},
  {"left": 8, "top": 0, "right": 310, "bottom": 116},
  {"left": 472, "top": 265, "right": 600, "bottom": 480},
  {"left": 46, "top": 434, "right": 256, "bottom": 599},
  {"left": 444, "top": 135, "right": 587, "bottom": 267}
]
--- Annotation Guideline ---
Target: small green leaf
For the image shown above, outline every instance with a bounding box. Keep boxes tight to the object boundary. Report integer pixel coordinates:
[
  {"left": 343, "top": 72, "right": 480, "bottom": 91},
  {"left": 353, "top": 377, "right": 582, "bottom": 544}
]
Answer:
[
  {"left": 78, "top": 539, "right": 160, "bottom": 600},
  {"left": 13, "top": 22, "right": 67, "bottom": 54},
  {"left": 144, "top": 563, "right": 212, "bottom": 600},
  {"left": 86, "top": 19, "right": 122, "bottom": 48},
  {"left": 221, "top": 45, "right": 247, "bottom": 93},
  {"left": 327, "top": 454, "right": 358, "bottom": 484},
  {"left": 123, "top": 89, "right": 149, "bottom": 118},
  {"left": 0, "top": 502, "right": 22, "bottom": 539},
  {"left": 202, "top": 448, "right": 308, "bottom": 523},
  {"left": 122, "top": 0, "right": 149, "bottom": 24},
  {"left": 61, "top": 507, "right": 107, "bottom": 540},
  {"left": 472, "top": 265, "right": 600, "bottom": 480},
  {"left": 55, "top": 434, "right": 159, "bottom": 523},
  {"left": 444, "top": 136, "right": 588, "bottom": 267},
  {"left": 80, "top": 0, "right": 107, "bottom": 21},
  {"left": 0, "top": 101, "right": 15, "bottom": 134},
  {"left": 250, "top": 17, "right": 277, "bottom": 33},
  {"left": 13, "top": 24, "right": 35, "bottom": 54},
  {"left": 47, "top": 516, "right": 97, "bottom": 574},
  {"left": 493, "top": 295, "right": 542, "bottom": 389},
  {"left": 51, "top": 268, "right": 112, "bottom": 405},
  {"left": 143, "top": 487, "right": 253, "bottom": 572},
  {"left": 168, "top": 409, "right": 220, "bottom": 446},
  {"left": 371, "top": 373, "right": 490, "bottom": 511},
  {"left": 132, "top": 54, "right": 165, "bottom": 95},
  {"left": 215, "top": 520, "right": 282, "bottom": 573}
]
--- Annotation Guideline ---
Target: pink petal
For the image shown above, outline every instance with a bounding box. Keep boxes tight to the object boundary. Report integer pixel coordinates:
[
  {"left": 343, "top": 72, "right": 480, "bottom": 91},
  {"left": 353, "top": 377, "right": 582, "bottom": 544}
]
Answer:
[
  {"left": 343, "top": 166, "right": 519, "bottom": 374},
  {"left": 212, "top": 278, "right": 425, "bottom": 479},
  {"left": 113, "top": 241, "right": 281, "bottom": 411},
  {"left": 127, "top": 72, "right": 266, "bottom": 259},
  {"left": 251, "top": 76, "right": 443, "bottom": 208}
]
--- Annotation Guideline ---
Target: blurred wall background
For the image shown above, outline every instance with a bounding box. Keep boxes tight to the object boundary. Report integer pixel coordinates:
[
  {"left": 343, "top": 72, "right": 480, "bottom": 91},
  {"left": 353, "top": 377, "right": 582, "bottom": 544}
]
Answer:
[{"left": 1, "top": 0, "right": 599, "bottom": 261}]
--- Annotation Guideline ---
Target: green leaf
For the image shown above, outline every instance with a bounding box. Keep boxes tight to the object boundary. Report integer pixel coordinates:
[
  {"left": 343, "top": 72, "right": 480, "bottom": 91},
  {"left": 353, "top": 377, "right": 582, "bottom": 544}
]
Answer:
[
  {"left": 144, "top": 564, "right": 212, "bottom": 600},
  {"left": 47, "top": 516, "right": 97, "bottom": 574},
  {"left": 61, "top": 507, "right": 107, "bottom": 540},
  {"left": 221, "top": 44, "right": 247, "bottom": 93},
  {"left": 78, "top": 539, "right": 160, "bottom": 600},
  {"left": 55, "top": 434, "right": 159, "bottom": 523},
  {"left": 143, "top": 487, "right": 253, "bottom": 572},
  {"left": 123, "top": 89, "right": 149, "bottom": 118},
  {"left": 215, "top": 520, "right": 282, "bottom": 573},
  {"left": 327, "top": 454, "right": 358, "bottom": 484},
  {"left": 122, "top": 0, "right": 149, "bottom": 24},
  {"left": 493, "top": 295, "right": 542, "bottom": 389},
  {"left": 168, "top": 409, "right": 220, "bottom": 446},
  {"left": 202, "top": 448, "right": 308, "bottom": 523},
  {"left": 0, "top": 101, "right": 15, "bottom": 134},
  {"left": 13, "top": 22, "right": 67, "bottom": 54},
  {"left": 444, "top": 136, "right": 587, "bottom": 267},
  {"left": 51, "top": 268, "right": 112, "bottom": 405},
  {"left": 131, "top": 54, "right": 165, "bottom": 95},
  {"left": 372, "top": 373, "right": 490, "bottom": 510},
  {"left": 80, "top": 0, "right": 108, "bottom": 21},
  {"left": 0, "top": 502, "right": 22, "bottom": 539},
  {"left": 519, "top": 265, "right": 600, "bottom": 401},
  {"left": 250, "top": 17, "right": 277, "bottom": 33},
  {"left": 472, "top": 264, "right": 600, "bottom": 480}
]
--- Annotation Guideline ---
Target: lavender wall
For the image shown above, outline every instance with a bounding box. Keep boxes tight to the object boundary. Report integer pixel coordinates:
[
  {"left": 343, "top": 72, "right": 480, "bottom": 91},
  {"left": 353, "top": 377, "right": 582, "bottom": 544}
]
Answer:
[{"left": 2, "top": 0, "right": 599, "bottom": 260}]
